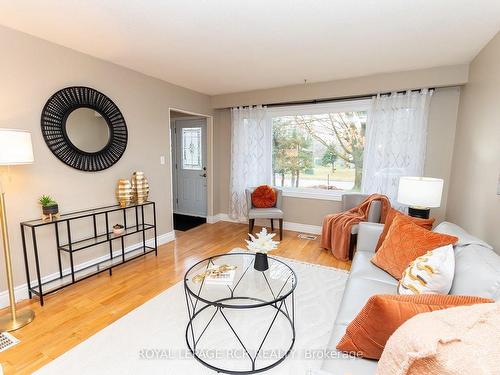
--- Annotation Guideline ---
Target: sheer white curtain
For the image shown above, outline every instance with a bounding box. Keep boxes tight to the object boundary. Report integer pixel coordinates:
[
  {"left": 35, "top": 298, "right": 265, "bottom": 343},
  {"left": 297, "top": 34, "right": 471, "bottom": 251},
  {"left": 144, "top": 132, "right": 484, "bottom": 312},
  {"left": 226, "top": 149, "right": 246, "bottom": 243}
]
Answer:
[
  {"left": 361, "top": 89, "right": 433, "bottom": 207},
  {"left": 229, "top": 105, "right": 272, "bottom": 221}
]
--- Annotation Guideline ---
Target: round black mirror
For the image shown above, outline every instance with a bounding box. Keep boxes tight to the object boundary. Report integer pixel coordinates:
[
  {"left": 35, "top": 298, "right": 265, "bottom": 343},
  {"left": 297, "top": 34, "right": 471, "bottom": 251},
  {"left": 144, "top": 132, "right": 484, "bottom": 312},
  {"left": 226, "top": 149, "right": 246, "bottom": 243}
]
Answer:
[{"left": 41, "top": 86, "right": 127, "bottom": 171}]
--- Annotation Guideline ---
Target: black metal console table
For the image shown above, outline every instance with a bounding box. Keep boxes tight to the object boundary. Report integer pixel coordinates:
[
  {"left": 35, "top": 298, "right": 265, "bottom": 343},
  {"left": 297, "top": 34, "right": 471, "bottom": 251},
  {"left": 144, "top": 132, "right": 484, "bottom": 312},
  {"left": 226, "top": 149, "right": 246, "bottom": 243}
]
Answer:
[{"left": 20, "top": 202, "right": 157, "bottom": 305}]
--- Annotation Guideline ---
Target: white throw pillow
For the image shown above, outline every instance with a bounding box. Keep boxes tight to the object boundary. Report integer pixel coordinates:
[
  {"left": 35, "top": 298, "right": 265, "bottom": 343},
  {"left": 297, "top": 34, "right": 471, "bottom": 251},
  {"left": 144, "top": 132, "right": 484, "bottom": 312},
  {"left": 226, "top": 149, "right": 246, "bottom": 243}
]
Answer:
[{"left": 398, "top": 244, "right": 455, "bottom": 295}]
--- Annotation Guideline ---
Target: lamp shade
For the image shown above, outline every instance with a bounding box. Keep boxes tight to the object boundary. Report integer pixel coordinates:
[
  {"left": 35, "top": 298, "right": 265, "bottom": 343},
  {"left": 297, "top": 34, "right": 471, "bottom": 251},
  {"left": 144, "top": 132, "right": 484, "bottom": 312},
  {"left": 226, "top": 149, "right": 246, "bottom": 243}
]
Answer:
[
  {"left": 0, "top": 129, "right": 34, "bottom": 165},
  {"left": 397, "top": 177, "right": 443, "bottom": 208}
]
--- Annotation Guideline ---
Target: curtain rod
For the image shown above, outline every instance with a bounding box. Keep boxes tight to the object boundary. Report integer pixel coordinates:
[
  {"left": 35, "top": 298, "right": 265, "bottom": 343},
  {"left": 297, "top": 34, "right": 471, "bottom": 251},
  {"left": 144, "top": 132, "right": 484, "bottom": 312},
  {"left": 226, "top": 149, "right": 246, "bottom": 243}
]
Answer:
[
  {"left": 223, "top": 86, "right": 453, "bottom": 109},
  {"left": 263, "top": 87, "right": 435, "bottom": 108}
]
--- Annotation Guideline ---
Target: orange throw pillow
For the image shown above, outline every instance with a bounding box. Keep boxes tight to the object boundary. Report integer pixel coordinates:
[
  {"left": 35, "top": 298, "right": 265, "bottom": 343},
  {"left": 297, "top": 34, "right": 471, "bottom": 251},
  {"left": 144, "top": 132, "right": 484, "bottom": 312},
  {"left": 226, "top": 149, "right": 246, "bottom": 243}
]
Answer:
[
  {"left": 251, "top": 185, "right": 277, "bottom": 208},
  {"left": 375, "top": 209, "right": 435, "bottom": 251},
  {"left": 336, "top": 294, "right": 493, "bottom": 360},
  {"left": 371, "top": 215, "right": 458, "bottom": 279}
]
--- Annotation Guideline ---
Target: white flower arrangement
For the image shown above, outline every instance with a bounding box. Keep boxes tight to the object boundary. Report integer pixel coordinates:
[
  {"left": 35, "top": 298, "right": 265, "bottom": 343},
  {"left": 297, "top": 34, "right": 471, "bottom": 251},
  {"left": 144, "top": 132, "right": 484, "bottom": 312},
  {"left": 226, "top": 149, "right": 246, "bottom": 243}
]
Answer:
[{"left": 245, "top": 228, "right": 279, "bottom": 254}]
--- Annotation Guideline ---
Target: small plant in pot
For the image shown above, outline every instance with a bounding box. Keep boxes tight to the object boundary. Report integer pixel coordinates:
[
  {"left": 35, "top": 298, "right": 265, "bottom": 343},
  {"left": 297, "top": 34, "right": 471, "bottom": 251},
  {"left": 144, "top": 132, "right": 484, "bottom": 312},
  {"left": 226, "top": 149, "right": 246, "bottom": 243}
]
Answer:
[
  {"left": 39, "top": 195, "right": 59, "bottom": 216},
  {"left": 113, "top": 224, "right": 125, "bottom": 235},
  {"left": 246, "top": 228, "right": 279, "bottom": 271}
]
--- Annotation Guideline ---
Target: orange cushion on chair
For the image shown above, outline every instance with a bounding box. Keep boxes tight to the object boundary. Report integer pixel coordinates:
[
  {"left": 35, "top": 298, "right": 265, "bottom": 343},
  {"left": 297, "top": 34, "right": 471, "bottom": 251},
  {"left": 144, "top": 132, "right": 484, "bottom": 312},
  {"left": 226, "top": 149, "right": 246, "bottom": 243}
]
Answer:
[
  {"left": 371, "top": 214, "right": 458, "bottom": 279},
  {"left": 251, "top": 185, "right": 277, "bottom": 208},
  {"left": 375, "top": 209, "right": 435, "bottom": 251},
  {"left": 336, "top": 294, "right": 493, "bottom": 360}
]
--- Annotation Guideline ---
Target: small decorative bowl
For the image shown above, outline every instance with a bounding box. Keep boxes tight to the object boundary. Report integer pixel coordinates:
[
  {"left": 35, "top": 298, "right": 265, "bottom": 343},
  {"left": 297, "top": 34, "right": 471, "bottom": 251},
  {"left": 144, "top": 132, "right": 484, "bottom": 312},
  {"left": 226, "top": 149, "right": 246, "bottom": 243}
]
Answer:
[{"left": 112, "top": 226, "right": 125, "bottom": 235}]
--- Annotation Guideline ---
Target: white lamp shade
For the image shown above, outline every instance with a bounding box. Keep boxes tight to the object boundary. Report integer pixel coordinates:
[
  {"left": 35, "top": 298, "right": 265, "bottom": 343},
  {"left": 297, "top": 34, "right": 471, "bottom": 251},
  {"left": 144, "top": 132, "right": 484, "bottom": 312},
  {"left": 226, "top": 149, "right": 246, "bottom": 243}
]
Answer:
[
  {"left": 0, "top": 129, "right": 34, "bottom": 165},
  {"left": 398, "top": 177, "right": 444, "bottom": 208}
]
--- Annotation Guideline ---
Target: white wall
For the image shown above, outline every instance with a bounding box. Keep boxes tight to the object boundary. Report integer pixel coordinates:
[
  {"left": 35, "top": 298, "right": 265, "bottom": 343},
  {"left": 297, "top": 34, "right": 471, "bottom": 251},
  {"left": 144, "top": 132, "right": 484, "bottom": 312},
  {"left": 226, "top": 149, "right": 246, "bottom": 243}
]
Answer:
[
  {"left": 211, "top": 65, "right": 468, "bottom": 108},
  {"left": 447, "top": 31, "right": 500, "bottom": 252}
]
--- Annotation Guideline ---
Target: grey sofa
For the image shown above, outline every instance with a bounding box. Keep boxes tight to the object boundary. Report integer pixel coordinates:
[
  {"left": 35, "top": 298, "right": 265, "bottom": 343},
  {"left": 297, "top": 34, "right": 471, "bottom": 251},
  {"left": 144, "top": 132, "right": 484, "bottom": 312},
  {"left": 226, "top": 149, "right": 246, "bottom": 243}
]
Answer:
[{"left": 316, "top": 221, "right": 500, "bottom": 375}]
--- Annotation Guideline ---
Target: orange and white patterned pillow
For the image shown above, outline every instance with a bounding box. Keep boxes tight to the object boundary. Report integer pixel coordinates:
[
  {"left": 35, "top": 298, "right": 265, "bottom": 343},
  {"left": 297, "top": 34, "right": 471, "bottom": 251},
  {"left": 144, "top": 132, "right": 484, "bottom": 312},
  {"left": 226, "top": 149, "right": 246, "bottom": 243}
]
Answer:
[
  {"left": 398, "top": 245, "right": 455, "bottom": 295},
  {"left": 371, "top": 215, "right": 458, "bottom": 280}
]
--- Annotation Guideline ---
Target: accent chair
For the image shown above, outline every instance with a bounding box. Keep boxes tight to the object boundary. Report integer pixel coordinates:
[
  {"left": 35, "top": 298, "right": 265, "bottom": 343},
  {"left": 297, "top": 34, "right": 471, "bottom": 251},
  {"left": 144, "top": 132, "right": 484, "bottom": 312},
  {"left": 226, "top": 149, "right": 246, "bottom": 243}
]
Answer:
[{"left": 246, "top": 187, "right": 284, "bottom": 240}]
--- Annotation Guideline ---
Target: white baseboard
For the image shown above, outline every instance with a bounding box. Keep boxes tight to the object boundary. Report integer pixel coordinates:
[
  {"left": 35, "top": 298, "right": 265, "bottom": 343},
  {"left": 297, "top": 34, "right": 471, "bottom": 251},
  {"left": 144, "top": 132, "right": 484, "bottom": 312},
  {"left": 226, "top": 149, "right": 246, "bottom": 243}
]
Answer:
[
  {"left": 209, "top": 213, "right": 322, "bottom": 235},
  {"left": 208, "top": 213, "right": 243, "bottom": 224},
  {"left": 0, "top": 231, "right": 175, "bottom": 308},
  {"left": 206, "top": 215, "right": 219, "bottom": 224},
  {"left": 155, "top": 231, "right": 176, "bottom": 245},
  {"left": 282, "top": 221, "right": 322, "bottom": 235}
]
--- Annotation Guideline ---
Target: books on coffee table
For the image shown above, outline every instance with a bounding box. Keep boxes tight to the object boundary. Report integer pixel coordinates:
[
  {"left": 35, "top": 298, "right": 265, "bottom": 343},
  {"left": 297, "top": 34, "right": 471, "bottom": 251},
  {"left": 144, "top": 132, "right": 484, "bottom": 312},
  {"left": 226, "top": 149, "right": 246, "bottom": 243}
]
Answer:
[{"left": 205, "top": 269, "right": 236, "bottom": 285}]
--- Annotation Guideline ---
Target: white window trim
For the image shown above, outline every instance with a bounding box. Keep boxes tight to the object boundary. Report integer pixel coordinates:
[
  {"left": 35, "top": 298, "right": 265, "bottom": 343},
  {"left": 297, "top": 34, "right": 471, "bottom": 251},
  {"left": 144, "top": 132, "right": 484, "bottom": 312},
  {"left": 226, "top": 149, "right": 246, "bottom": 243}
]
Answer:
[
  {"left": 279, "top": 187, "right": 344, "bottom": 201},
  {"left": 268, "top": 99, "right": 370, "bottom": 201}
]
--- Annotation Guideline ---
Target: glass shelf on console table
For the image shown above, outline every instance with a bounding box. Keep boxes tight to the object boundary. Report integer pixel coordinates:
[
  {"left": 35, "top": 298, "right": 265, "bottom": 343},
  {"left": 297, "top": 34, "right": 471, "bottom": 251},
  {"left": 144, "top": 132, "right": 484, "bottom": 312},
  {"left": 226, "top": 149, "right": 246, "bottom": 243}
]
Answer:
[{"left": 20, "top": 201, "right": 157, "bottom": 305}]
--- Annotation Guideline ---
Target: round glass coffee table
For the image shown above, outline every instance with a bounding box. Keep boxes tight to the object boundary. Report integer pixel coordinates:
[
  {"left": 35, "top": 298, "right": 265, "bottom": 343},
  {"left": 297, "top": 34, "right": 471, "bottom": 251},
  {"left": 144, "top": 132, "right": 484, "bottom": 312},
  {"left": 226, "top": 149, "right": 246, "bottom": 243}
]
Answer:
[{"left": 184, "top": 252, "right": 297, "bottom": 374}]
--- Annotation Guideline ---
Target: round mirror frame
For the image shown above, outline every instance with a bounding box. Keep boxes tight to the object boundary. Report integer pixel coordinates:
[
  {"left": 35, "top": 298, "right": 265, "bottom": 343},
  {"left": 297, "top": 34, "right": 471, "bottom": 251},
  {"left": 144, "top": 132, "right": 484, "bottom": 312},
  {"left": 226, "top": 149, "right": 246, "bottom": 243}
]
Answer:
[{"left": 41, "top": 86, "right": 128, "bottom": 172}]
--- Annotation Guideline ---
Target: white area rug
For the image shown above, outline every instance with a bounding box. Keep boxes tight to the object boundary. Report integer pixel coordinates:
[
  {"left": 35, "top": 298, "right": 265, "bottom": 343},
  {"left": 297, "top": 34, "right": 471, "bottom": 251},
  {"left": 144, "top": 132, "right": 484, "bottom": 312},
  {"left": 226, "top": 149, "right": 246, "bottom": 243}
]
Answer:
[{"left": 35, "top": 252, "right": 348, "bottom": 375}]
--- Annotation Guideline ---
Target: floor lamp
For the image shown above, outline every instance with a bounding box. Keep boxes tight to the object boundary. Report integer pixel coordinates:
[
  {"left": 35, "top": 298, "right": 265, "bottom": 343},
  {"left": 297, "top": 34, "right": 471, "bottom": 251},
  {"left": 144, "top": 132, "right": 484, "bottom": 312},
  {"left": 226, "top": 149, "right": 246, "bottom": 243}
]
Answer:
[{"left": 0, "top": 129, "right": 35, "bottom": 331}]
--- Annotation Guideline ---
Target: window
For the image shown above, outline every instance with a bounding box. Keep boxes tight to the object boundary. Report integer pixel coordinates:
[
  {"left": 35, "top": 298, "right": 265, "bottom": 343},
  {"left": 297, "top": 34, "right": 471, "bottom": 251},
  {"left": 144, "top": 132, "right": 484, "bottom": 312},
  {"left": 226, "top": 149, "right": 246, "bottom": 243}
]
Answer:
[
  {"left": 182, "top": 127, "right": 202, "bottom": 170},
  {"left": 270, "top": 100, "right": 369, "bottom": 196}
]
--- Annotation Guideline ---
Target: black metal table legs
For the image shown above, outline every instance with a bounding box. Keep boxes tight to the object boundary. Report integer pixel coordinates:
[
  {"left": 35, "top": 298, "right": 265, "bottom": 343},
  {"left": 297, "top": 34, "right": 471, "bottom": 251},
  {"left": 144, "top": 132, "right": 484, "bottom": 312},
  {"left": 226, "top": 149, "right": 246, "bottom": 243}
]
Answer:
[
  {"left": 184, "top": 290, "right": 295, "bottom": 374},
  {"left": 20, "top": 202, "right": 158, "bottom": 306}
]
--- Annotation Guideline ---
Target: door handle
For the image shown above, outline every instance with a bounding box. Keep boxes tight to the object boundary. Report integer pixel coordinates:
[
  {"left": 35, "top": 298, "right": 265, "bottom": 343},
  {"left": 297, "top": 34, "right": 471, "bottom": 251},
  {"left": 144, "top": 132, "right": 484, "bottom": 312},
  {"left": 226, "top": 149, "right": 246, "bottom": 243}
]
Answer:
[{"left": 200, "top": 173, "right": 207, "bottom": 177}]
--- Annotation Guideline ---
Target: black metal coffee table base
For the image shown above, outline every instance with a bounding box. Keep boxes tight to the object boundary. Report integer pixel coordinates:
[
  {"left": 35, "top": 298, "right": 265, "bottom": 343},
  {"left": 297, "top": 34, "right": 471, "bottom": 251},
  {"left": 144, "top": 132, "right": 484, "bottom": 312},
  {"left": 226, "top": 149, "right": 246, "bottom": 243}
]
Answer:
[{"left": 184, "top": 294, "right": 295, "bottom": 374}]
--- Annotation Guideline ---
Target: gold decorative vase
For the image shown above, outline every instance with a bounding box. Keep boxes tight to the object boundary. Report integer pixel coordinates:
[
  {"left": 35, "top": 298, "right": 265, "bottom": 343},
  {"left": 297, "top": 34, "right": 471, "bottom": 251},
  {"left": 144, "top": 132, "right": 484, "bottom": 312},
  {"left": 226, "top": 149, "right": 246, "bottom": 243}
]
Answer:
[
  {"left": 131, "top": 171, "right": 149, "bottom": 204},
  {"left": 116, "top": 179, "right": 133, "bottom": 208}
]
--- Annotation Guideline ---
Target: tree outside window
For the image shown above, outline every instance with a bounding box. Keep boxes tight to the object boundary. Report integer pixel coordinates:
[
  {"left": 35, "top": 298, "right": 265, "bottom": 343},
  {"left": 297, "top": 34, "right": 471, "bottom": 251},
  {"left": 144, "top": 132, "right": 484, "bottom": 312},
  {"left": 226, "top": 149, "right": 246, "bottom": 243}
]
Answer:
[{"left": 272, "top": 109, "right": 367, "bottom": 191}]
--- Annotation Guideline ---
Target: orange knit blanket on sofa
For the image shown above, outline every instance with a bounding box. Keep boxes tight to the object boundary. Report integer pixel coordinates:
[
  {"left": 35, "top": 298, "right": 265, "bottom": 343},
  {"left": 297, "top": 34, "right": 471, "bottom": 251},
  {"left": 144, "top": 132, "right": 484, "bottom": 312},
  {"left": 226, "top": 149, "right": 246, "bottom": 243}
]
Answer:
[{"left": 320, "top": 194, "right": 391, "bottom": 260}]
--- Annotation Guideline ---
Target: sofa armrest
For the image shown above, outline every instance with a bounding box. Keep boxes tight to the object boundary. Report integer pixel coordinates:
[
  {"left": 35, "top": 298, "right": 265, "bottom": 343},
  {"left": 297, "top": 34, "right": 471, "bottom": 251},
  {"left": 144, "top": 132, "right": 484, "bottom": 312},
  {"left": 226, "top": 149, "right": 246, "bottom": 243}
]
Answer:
[{"left": 357, "top": 222, "right": 384, "bottom": 253}]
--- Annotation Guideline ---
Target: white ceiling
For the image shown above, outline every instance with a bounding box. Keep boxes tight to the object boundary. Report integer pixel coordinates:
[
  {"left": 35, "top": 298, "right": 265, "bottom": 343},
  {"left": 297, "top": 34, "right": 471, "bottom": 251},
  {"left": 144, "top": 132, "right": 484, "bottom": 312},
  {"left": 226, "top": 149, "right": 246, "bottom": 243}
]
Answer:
[{"left": 1, "top": 1, "right": 500, "bottom": 95}]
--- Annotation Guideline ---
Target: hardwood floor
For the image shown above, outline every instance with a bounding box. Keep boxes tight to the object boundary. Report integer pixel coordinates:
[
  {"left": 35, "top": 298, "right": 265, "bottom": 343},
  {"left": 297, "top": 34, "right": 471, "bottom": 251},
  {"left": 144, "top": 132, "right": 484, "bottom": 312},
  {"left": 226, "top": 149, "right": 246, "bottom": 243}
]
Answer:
[{"left": 0, "top": 221, "right": 350, "bottom": 374}]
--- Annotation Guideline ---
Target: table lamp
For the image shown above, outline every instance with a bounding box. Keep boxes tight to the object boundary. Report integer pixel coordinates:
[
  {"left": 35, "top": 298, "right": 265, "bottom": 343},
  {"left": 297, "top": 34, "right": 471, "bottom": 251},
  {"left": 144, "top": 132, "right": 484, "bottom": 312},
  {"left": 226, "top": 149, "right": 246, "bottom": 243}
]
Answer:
[
  {"left": 397, "top": 176, "right": 444, "bottom": 219},
  {"left": 0, "top": 129, "right": 35, "bottom": 331}
]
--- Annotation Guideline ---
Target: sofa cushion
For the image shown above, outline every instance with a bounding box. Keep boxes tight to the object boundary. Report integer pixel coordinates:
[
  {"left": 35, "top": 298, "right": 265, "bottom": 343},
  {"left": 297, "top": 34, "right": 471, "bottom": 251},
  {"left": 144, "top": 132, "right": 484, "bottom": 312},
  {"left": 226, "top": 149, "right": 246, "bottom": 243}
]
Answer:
[
  {"left": 335, "top": 251, "right": 398, "bottom": 326},
  {"left": 321, "top": 250, "right": 396, "bottom": 373},
  {"left": 450, "top": 244, "right": 500, "bottom": 300},
  {"left": 348, "top": 250, "right": 399, "bottom": 284},
  {"left": 434, "top": 221, "right": 493, "bottom": 249},
  {"left": 433, "top": 221, "right": 500, "bottom": 301}
]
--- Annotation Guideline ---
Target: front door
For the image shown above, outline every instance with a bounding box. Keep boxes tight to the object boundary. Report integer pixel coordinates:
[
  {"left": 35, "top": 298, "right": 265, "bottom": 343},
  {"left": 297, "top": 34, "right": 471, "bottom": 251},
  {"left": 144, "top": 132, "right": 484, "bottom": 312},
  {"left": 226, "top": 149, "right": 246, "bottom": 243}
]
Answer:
[{"left": 172, "top": 118, "right": 207, "bottom": 217}]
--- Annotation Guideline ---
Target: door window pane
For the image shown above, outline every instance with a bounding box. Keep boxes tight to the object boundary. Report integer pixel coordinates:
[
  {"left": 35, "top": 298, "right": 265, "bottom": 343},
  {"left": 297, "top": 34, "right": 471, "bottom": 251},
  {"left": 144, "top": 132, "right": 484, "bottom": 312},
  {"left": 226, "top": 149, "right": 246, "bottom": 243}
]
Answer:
[{"left": 182, "top": 127, "right": 202, "bottom": 170}]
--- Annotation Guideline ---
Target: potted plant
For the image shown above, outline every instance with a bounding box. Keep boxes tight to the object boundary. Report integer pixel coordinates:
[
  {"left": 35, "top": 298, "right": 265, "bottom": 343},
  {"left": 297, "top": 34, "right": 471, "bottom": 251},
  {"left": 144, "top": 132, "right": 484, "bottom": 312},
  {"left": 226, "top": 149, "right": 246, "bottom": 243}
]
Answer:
[
  {"left": 112, "top": 224, "right": 125, "bottom": 235},
  {"left": 246, "top": 228, "right": 279, "bottom": 271},
  {"left": 39, "top": 195, "right": 59, "bottom": 216}
]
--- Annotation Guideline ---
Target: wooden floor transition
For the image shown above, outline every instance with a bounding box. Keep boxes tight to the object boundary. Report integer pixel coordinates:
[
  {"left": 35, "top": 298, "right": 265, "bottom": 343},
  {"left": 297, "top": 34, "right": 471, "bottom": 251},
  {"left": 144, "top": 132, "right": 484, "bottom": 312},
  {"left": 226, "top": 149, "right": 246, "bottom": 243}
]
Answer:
[{"left": 0, "top": 221, "right": 350, "bottom": 374}]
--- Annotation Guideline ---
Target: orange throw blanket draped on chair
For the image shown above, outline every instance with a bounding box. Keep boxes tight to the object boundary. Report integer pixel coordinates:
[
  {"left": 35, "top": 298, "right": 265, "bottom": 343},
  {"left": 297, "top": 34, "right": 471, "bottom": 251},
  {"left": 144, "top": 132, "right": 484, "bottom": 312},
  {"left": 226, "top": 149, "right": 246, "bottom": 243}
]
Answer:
[{"left": 321, "top": 194, "right": 391, "bottom": 260}]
